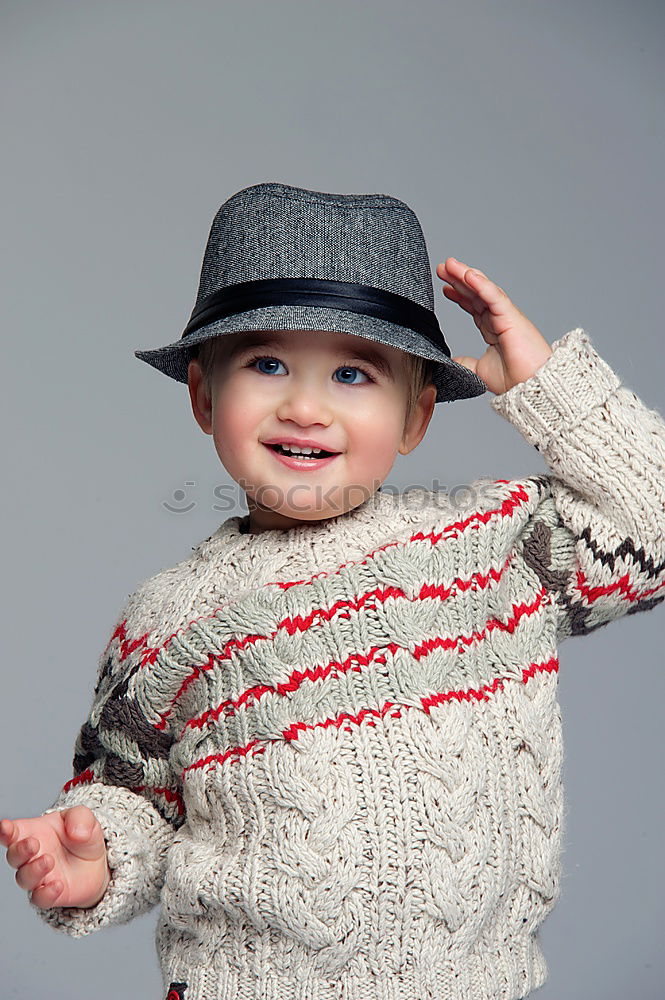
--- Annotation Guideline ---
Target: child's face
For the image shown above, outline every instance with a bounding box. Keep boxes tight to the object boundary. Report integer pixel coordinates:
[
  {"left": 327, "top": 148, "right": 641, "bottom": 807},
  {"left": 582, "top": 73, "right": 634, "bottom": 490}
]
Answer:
[{"left": 188, "top": 329, "right": 436, "bottom": 533}]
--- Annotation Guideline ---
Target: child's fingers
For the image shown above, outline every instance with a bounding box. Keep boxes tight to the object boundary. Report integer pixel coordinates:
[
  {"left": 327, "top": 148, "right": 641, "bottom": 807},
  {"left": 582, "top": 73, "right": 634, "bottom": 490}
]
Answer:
[
  {"left": 440, "top": 258, "right": 511, "bottom": 313},
  {"left": 442, "top": 284, "right": 493, "bottom": 331},
  {"left": 438, "top": 259, "right": 487, "bottom": 312},
  {"left": 0, "top": 823, "right": 9, "bottom": 849},
  {"left": 1, "top": 819, "right": 29, "bottom": 864},
  {"left": 0, "top": 817, "right": 17, "bottom": 847},
  {"left": 440, "top": 257, "right": 489, "bottom": 286},
  {"left": 465, "top": 268, "right": 507, "bottom": 302},
  {"left": 6, "top": 833, "right": 39, "bottom": 870},
  {"left": 454, "top": 263, "right": 516, "bottom": 321},
  {"left": 442, "top": 284, "right": 476, "bottom": 315},
  {"left": 2, "top": 822, "right": 40, "bottom": 869},
  {"left": 2, "top": 826, "right": 60, "bottom": 895},
  {"left": 29, "top": 879, "right": 65, "bottom": 909},
  {"left": 14, "top": 849, "right": 56, "bottom": 893},
  {"left": 0, "top": 821, "right": 65, "bottom": 903}
]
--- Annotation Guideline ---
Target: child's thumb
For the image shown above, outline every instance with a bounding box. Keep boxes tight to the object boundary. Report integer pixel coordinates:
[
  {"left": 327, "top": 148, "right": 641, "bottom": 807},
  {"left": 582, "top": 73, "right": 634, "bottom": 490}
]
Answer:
[{"left": 60, "top": 805, "right": 105, "bottom": 859}]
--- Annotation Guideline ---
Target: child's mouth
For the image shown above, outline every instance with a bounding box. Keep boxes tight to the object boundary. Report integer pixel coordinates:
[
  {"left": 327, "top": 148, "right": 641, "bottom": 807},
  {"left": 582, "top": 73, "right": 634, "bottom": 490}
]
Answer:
[{"left": 264, "top": 443, "right": 341, "bottom": 470}]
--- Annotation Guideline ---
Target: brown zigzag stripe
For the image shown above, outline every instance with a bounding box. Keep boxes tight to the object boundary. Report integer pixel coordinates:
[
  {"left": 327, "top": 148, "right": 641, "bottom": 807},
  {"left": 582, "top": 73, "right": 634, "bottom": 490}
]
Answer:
[
  {"left": 93, "top": 652, "right": 115, "bottom": 696},
  {"left": 68, "top": 687, "right": 181, "bottom": 825},
  {"left": 99, "top": 692, "right": 173, "bottom": 760},
  {"left": 559, "top": 587, "right": 665, "bottom": 636},
  {"left": 94, "top": 621, "right": 154, "bottom": 697},
  {"left": 560, "top": 582, "right": 663, "bottom": 638},
  {"left": 626, "top": 595, "right": 665, "bottom": 615},
  {"left": 521, "top": 516, "right": 665, "bottom": 636},
  {"left": 85, "top": 664, "right": 174, "bottom": 762},
  {"left": 70, "top": 694, "right": 175, "bottom": 791},
  {"left": 578, "top": 524, "right": 665, "bottom": 579},
  {"left": 525, "top": 474, "right": 665, "bottom": 581},
  {"left": 562, "top": 604, "right": 606, "bottom": 638}
]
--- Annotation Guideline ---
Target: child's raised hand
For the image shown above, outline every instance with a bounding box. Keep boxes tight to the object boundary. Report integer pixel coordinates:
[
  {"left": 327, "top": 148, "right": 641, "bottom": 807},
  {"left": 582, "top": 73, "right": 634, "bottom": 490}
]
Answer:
[
  {"left": 436, "top": 257, "right": 553, "bottom": 394},
  {"left": 0, "top": 806, "right": 111, "bottom": 910}
]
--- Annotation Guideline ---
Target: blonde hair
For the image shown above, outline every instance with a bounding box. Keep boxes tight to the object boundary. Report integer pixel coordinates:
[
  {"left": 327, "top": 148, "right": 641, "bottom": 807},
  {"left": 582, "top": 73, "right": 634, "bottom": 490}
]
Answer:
[{"left": 194, "top": 335, "right": 437, "bottom": 429}]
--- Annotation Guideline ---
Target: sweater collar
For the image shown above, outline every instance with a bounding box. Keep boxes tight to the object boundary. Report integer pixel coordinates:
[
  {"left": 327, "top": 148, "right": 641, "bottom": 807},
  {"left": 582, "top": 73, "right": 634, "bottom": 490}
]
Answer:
[
  {"left": 212, "top": 487, "right": 390, "bottom": 550},
  {"left": 195, "top": 486, "right": 433, "bottom": 576}
]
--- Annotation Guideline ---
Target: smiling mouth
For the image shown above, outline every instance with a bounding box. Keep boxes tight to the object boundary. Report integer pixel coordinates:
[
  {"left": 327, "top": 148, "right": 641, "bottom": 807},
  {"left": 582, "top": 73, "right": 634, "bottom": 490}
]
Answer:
[{"left": 266, "top": 443, "right": 339, "bottom": 459}]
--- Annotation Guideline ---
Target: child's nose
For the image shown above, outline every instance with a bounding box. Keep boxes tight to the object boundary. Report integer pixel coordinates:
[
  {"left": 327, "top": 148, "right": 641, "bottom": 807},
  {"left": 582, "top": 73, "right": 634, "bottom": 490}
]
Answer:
[{"left": 275, "top": 379, "right": 335, "bottom": 424}]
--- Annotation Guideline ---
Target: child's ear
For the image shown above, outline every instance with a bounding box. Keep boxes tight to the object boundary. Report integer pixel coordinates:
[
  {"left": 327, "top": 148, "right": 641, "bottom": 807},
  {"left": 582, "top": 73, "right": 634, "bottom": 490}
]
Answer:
[
  {"left": 187, "top": 358, "right": 213, "bottom": 435},
  {"left": 398, "top": 384, "right": 437, "bottom": 456}
]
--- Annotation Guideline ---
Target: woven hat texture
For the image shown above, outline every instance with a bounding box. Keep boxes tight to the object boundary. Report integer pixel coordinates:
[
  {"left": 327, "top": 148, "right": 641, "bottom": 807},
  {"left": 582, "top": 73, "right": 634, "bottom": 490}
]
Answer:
[{"left": 134, "top": 181, "right": 487, "bottom": 403}]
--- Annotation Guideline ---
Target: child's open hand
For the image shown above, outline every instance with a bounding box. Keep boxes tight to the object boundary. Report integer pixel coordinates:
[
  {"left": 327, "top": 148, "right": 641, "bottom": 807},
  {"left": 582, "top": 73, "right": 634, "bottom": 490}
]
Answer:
[
  {"left": 0, "top": 806, "right": 111, "bottom": 910},
  {"left": 436, "top": 258, "right": 553, "bottom": 394}
]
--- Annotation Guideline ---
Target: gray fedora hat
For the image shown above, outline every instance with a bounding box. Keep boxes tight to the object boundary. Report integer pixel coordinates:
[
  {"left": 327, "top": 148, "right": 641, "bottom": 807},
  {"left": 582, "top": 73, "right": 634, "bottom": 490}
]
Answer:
[{"left": 134, "top": 182, "right": 487, "bottom": 403}]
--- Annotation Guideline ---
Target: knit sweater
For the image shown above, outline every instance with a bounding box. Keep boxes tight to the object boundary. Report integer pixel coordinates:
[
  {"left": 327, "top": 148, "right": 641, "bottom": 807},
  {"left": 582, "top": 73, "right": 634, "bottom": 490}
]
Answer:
[{"left": 33, "top": 328, "right": 665, "bottom": 1000}]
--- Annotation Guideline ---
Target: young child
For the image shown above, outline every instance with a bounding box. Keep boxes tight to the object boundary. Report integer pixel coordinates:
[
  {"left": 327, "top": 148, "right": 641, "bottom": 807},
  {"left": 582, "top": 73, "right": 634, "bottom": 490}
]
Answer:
[{"left": 2, "top": 181, "right": 664, "bottom": 1000}]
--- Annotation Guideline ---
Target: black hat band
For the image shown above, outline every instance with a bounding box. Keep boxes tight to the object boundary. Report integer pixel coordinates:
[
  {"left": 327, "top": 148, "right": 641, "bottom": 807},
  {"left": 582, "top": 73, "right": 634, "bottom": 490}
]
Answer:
[{"left": 181, "top": 277, "right": 451, "bottom": 359}]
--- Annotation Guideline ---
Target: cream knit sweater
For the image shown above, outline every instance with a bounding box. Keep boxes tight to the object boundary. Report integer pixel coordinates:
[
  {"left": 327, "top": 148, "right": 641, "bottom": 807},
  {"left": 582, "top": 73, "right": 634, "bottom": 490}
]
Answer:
[{"left": 33, "top": 329, "right": 665, "bottom": 1000}]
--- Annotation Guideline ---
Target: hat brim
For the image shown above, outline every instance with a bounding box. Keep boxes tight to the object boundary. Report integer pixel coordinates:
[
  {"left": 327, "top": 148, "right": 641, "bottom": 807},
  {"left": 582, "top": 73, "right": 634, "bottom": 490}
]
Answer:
[{"left": 134, "top": 305, "right": 487, "bottom": 403}]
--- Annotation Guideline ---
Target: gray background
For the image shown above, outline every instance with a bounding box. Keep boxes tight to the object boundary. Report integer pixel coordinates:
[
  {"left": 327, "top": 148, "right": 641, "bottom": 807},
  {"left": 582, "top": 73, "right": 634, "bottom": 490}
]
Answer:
[{"left": 1, "top": 1, "right": 663, "bottom": 997}]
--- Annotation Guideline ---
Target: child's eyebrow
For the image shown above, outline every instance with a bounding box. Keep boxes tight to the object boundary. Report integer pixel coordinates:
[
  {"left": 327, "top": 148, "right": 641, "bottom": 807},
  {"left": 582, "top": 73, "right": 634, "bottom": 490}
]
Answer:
[
  {"left": 225, "top": 334, "right": 284, "bottom": 360},
  {"left": 226, "top": 333, "right": 395, "bottom": 379}
]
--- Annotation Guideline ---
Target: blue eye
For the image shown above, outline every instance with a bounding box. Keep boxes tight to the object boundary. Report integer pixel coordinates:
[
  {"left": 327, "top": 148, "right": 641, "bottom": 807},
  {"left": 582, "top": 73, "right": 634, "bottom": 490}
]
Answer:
[
  {"left": 244, "top": 355, "right": 374, "bottom": 383},
  {"left": 252, "top": 356, "right": 285, "bottom": 375},
  {"left": 334, "top": 366, "right": 371, "bottom": 384}
]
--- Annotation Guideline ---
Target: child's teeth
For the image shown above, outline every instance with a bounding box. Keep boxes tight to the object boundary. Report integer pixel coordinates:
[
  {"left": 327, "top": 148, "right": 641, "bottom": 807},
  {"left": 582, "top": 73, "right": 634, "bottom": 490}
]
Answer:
[{"left": 282, "top": 445, "right": 321, "bottom": 455}]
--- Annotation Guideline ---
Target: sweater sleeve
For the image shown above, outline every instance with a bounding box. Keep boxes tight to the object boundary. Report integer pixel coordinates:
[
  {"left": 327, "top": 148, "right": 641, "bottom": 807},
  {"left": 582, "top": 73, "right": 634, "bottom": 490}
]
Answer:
[
  {"left": 490, "top": 328, "right": 665, "bottom": 643},
  {"left": 30, "top": 590, "right": 186, "bottom": 938}
]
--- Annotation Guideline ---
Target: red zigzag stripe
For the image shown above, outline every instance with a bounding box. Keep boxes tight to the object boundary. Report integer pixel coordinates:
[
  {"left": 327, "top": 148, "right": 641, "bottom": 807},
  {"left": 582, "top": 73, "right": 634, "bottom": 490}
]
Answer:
[
  {"left": 110, "top": 481, "right": 538, "bottom": 668},
  {"left": 178, "top": 579, "right": 549, "bottom": 738},
  {"left": 182, "top": 654, "right": 560, "bottom": 779}
]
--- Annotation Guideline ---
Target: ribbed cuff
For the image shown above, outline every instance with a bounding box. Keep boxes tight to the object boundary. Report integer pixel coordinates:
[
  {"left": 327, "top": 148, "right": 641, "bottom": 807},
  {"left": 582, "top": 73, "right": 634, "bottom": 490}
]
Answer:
[
  {"left": 32, "top": 782, "right": 174, "bottom": 938},
  {"left": 490, "top": 328, "right": 621, "bottom": 452}
]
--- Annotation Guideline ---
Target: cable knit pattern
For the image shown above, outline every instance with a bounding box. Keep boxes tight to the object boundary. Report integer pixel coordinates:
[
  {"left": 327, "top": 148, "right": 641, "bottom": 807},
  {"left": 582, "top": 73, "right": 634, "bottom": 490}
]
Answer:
[{"left": 32, "top": 328, "right": 665, "bottom": 1000}]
